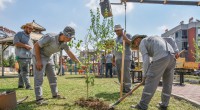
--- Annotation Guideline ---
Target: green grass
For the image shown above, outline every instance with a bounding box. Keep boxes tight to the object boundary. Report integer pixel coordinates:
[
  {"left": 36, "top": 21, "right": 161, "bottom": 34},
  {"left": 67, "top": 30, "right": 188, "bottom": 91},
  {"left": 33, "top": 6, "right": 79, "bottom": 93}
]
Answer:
[
  {"left": 184, "top": 75, "right": 200, "bottom": 79},
  {"left": 0, "top": 73, "right": 199, "bottom": 110}
]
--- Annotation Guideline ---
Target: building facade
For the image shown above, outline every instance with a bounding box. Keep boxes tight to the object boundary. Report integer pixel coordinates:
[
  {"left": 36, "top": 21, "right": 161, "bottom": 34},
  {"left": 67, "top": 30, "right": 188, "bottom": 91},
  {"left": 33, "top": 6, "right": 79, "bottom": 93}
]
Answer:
[{"left": 162, "top": 17, "right": 200, "bottom": 62}]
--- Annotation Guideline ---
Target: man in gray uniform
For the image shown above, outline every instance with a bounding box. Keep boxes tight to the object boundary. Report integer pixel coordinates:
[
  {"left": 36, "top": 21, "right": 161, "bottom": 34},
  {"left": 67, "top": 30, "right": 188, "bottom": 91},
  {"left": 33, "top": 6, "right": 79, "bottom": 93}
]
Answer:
[
  {"left": 131, "top": 35, "right": 179, "bottom": 110},
  {"left": 33, "top": 26, "right": 81, "bottom": 105},
  {"left": 13, "top": 23, "right": 33, "bottom": 90},
  {"left": 113, "top": 24, "right": 132, "bottom": 93}
]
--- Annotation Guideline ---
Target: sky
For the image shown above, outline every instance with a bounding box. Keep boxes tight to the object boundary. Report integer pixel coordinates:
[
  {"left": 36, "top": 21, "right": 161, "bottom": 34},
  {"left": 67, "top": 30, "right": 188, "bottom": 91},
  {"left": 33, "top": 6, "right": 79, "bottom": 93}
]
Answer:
[{"left": 0, "top": 0, "right": 200, "bottom": 54}]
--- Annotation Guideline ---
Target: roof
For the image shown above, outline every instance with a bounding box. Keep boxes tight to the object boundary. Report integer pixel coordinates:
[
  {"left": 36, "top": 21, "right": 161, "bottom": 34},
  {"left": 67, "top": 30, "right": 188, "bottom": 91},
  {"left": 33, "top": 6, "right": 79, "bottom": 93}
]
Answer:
[
  {"left": 32, "top": 20, "right": 46, "bottom": 31},
  {"left": 21, "top": 20, "right": 46, "bottom": 32}
]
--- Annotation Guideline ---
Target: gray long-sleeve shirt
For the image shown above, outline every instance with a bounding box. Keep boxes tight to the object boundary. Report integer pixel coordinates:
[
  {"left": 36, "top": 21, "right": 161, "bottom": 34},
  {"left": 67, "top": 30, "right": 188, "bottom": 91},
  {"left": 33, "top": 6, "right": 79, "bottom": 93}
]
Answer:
[
  {"left": 139, "top": 36, "right": 175, "bottom": 77},
  {"left": 163, "top": 37, "right": 179, "bottom": 54},
  {"left": 33, "top": 33, "right": 69, "bottom": 58},
  {"left": 113, "top": 33, "right": 132, "bottom": 60}
]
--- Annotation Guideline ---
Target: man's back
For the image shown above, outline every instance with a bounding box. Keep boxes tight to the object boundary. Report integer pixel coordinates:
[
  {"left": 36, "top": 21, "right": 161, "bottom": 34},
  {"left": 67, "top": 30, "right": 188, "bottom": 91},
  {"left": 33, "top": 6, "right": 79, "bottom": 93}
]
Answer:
[
  {"left": 33, "top": 33, "right": 69, "bottom": 57},
  {"left": 139, "top": 36, "right": 174, "bottom": 61},
  {"left": 106, "top": 53, "right": 113, "bottom": 63}
]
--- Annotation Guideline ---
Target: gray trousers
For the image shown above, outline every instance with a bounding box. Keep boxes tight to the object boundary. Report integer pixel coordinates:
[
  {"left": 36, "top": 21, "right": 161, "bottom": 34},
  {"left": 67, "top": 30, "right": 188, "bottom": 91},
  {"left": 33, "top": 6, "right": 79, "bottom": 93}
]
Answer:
[
  {"left": 18, "top": 59, "right": 31, "bottom": 88},
  {"left": 139, "top": 54, "right": 176, "bottom": 109},
  {"left": 33, "top": 56, "right": 58, "bottom": 100},
  {"left": 116, "top": 59, "right": 132, "bottom": 92},
  {"left": 100, "top": 63, "right": 105, "bottom": 75}
]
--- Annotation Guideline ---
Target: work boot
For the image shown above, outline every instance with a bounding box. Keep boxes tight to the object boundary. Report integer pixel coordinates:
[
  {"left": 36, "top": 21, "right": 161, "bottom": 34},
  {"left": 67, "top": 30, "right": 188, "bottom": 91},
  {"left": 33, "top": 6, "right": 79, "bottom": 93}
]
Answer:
[
  {"left": 26, "top": 85, "right": 33, "bottom": 90},
  {"left": 52, "top": 94, "right": 66, "bottom": 99},
  {"left": 130, "top": 104, "right": 147, "bottom": 110},
  {"left": 156, "top": 102, "right": 168, "bottom": 110},
  {"left": 36, "top": 98, "right": 48, "bottom": 105},
  {"left": 18, "top": 85, "right": 24, "bottom": 88}
]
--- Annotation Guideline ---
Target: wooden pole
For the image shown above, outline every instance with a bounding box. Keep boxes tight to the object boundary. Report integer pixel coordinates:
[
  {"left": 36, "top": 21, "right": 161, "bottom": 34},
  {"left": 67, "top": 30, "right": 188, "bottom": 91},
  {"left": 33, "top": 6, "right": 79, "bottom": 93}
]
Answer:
[
  {"left": 60, "top": 50, "right": 63, "bottom": 76},
  {"left": 120, "top": 1, "right": 127, "bottom": 98},
  {"left": 120, "top": 40, "right": 125, "bottom": 97},
  {"left": 1, "top": 44, "right": 4, "bottom": 76},
  {"left": 137, "top": 50, "right": 140, "bottom": 69}
]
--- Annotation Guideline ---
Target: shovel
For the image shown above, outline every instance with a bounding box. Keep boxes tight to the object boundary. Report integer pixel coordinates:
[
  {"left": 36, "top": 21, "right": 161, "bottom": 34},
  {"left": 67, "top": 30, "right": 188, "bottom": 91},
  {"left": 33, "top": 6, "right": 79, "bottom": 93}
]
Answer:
[{"left": 109, "top": 79, "right": 145, "bottom": 109}]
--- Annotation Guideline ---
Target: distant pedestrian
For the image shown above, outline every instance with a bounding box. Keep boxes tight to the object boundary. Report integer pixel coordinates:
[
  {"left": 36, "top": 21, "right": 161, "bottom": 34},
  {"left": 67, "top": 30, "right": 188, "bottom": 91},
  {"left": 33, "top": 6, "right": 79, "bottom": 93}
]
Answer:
[
  {"left": 57, "top": 56, "right": 65, "bottom": 75},
  {"left": 105, "top": 51, "right": 113, "bottom": 78},
  {"left": 100, "top": 54, "right": 105, "bottom": 76}
]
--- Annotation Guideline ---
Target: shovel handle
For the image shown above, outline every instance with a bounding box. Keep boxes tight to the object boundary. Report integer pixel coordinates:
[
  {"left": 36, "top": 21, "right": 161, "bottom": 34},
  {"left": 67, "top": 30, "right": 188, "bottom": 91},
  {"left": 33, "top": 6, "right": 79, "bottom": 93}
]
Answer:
[{"left": 110, "top": 79, "right": 145, "bottom": 108}]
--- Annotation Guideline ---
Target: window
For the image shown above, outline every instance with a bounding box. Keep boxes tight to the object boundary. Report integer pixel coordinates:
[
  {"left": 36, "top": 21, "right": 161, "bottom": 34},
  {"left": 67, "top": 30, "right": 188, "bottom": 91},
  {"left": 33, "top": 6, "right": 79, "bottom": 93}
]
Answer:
[
  {"left": 198, "top": 28, "right": 200, "bottom": 37},
  {"left": 182, "top": 42, "right": 188, "bottom": 50},
  {"left": 175, "top": 32, "right": 179, "bottom": 38},
  {"left": 182, "top": 30, "right": 187, "bottom": 38}
]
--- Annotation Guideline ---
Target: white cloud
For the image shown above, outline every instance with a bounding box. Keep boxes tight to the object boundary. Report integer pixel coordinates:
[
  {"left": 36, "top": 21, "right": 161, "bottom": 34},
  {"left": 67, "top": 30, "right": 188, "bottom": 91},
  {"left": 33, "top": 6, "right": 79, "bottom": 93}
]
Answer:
[
  {"left": 0, "top": 0, "right": 13, "bottom": 11},
  {"left": 68, "top": 22, "right": 77, "bottom": 28},
  {"left": 111, "top": 3, "right": 134, "bottom": 16},
  {"left": 86, "top": 0, "right": 134, "bottom": 16},
  {"left": 157, "top": 25, "right": 168, "bottom": 32},
  {"left": 85, "top": 0, "right": 99, "bottom": 10}
]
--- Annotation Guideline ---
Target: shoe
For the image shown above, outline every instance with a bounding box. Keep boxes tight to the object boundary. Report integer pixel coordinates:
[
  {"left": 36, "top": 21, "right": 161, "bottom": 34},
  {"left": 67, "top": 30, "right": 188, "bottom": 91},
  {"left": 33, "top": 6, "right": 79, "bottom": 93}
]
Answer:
[
  {"left": 36, "top": 98, "right": 48, "bottom": 105},
  {"left": 130, "top": 104, "right": 147, "bottom": 110},
  {"left": 156, "top": 103, "right": 168, "bottom": 110},
  {"left": 123, "top": 90, "right": 132, "bottom": 96},
  {"left": 123, "top": 89, "right": 131, "bottom": 93},
  {"left": 52, "top": 94, "right": 66, "bottom": 99},
  {"left": 18, "top": 85, "right": 24, "bottom": 88},
  {"left": 26, "top": 85, "right": 33, "bottom": 90}
]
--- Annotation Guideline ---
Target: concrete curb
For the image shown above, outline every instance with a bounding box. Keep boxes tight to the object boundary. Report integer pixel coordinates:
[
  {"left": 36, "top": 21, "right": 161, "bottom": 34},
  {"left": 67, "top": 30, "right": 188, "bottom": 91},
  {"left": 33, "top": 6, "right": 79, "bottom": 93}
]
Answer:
[
  {"left": 171, "top": 93, "right": 200, "bottom": 108},
  {"left": 157, "top": 89, "right": 200, "bottom": 108}
]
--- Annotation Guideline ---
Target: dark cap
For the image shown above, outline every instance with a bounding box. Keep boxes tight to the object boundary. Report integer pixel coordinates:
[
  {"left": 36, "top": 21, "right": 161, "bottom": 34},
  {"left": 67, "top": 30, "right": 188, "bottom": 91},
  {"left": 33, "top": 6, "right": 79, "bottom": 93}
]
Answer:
[
  {"left": 132, "top": 35, "right": 147, "bottom": 41},
  {"left": 63, "top": 26, "right": 75, "bottom": 38}
]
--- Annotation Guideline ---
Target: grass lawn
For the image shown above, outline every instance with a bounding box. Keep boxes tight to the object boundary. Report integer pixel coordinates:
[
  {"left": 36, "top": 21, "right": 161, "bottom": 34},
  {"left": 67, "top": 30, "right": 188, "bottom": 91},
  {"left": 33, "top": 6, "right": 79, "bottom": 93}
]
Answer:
[{"left": 0, "top": 73, "right": 199, "bottom": 110}]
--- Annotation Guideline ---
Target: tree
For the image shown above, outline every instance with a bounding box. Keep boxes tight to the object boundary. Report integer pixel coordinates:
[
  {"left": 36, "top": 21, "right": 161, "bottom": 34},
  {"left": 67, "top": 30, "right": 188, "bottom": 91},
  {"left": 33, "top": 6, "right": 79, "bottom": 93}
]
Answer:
[
  {"left": 8, "top": 54, "right": 15, "bottom": 67},
  {"left": 2, "top": 59, "right": 9, "bottom": 67},
  {"left": 87, "top": 8, "right": 115, "bottom": 53},
  {"left": 82, "top": 8, "right": 115, "bottom": 98},
  {"left": 193, "top": 38, "right": 200, "bottom": 62}
]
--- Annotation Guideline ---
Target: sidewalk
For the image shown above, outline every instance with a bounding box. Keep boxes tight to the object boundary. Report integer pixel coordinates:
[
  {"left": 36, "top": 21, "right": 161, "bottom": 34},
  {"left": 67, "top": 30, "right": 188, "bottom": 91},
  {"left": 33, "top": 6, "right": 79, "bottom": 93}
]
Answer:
[{"left": 158, "top": 84, "right": 200, "bottom": 108}]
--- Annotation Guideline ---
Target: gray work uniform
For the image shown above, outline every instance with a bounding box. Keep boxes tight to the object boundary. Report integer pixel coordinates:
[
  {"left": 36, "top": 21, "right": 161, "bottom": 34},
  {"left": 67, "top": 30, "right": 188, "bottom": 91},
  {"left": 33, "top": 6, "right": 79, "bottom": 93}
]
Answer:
[
  {"left": 163, "top": 37, "right": 179, "bottom": 54},
  {"left": 32, "top": 33, "right": 69, "bottom": 100},
  {"left": 13, "top": 31, "right": 33, "bottom": 88},
  {"left": 113, "top": 33, "right": 132, "bottom": 92},
  {"left": 138, "top": 36, "right": 177, "bottom": 109}
]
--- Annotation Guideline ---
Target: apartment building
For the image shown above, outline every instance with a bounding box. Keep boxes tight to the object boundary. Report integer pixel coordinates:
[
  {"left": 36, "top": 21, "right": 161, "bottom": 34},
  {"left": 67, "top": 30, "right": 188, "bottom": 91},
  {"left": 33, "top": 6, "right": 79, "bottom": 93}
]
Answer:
[{"left": 162, "top": 17, "right": 200, "bottom": 61}]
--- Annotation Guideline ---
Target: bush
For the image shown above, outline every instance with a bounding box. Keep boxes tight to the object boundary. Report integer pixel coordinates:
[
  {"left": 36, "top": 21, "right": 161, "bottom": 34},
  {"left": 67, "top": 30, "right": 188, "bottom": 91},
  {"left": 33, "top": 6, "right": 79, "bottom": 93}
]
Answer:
[
  {"left": 8, "top": 54, "right": 15, "bottom": 67},
  {"left": 2, "top": 59, "right": 9, "bottom": 67}
]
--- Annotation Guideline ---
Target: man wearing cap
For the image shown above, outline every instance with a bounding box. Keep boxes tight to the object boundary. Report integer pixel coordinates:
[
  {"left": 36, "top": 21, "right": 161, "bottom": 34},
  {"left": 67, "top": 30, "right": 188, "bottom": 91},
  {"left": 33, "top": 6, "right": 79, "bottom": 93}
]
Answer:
[
  {"left": 130, "top": 35, "right": 179, "bottom": 110},
  {"left": 113, "top": 24, "right": 132, "bottom": 93},
  {"left": 13, "top": 23, "right": 33, "bottom": 90},
  {"left": 33, "top": 26, "right": 81, "bottom": 105}
]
